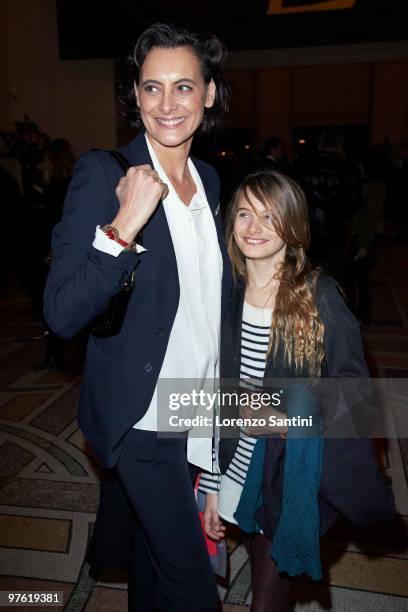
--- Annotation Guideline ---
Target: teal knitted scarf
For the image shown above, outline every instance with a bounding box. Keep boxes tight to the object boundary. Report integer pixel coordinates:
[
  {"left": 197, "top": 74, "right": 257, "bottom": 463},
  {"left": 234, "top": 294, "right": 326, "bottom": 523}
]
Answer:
[{"left": 234, "top": 384, "right": 324, "bottom": 581}]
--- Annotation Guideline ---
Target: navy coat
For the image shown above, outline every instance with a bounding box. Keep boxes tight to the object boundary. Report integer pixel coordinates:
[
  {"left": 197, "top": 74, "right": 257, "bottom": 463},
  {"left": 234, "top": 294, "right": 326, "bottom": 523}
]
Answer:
[
  {"left": 218, "top": 276, "right": 395, "bottom": 537},
  {"left": 44, "top": 131, "right": 232, "bottom": 469}
]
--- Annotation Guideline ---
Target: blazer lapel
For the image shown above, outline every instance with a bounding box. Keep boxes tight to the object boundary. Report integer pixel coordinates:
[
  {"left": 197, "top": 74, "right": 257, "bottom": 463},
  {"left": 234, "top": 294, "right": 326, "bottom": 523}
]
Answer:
[
  {"left": 215, "top": 215, "right": 233, "bottom": 322},
  {"left": 193, "top": 159, "right": 233, "bottom": 320},
  {"left": 121, "top": 133, "right": 233, "bottom": 307},
  {"left": 231, "top": 283, "right": 245, "bottom": 370}
]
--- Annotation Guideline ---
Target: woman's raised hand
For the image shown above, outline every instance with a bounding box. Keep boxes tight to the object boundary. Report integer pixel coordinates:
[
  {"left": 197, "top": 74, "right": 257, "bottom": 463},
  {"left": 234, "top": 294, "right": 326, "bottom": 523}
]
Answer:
[{"left": 111, "top": 164, "right": 169, "bottom": 244}]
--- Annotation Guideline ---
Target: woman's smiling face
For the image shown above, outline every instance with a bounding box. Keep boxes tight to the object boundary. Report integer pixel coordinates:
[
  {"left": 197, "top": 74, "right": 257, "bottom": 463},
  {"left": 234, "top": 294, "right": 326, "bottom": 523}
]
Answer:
[
  {"left": 233, "top": 190, "right": 287, "bottom": 263},
  {"left": 135, "top": 46, "right": 215, "bottom": 149}
]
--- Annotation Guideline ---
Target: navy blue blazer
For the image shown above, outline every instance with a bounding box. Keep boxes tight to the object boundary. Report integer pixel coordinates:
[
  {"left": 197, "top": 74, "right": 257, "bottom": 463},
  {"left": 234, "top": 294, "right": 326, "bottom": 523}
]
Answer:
[{"left": 44, "top": 132, "right": 232, "bottom": 468}]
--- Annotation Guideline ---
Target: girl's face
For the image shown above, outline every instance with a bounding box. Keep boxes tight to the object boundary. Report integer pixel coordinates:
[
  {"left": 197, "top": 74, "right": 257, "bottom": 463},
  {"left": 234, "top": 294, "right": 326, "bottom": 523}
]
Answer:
[
  {"left": 135, "top": 46, "right": 215, "bottom": 149},
  {"left": 233, "top": 190, "right": 286, "bottom": 263}
]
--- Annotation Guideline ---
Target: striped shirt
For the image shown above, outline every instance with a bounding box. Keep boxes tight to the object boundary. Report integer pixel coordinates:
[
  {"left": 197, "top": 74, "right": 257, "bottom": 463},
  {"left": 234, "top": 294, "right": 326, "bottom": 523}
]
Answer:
[{"left": 199, "top": 302, "right": 272, "bottom": 521}]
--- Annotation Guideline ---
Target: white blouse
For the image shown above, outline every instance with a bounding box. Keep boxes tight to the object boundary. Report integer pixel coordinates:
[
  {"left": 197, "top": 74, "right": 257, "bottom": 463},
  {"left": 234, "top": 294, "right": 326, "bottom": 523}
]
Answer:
[{"left": 93, "top": 133, "right": 223, "bottom": 471}]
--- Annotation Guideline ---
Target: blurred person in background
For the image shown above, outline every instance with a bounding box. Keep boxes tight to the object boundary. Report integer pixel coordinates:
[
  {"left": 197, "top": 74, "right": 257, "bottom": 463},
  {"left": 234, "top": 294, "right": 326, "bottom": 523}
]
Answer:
[
  {"left": 343, "top": 153, "right": 386, "bottom": 325},
  {"left": 42, "top": 139, "right": 76, "bottom": 236},
  {"left": 0, "top": 166, "right": 23, "bottom": 289},
  {"left": 259, "top": 136, "right": 289, "bottom": 174},
  {"left": 382, "top": 142, "right": 408, "bottom": 239},
  {"left": 296, "top": 128, "right": 361, "bottom": 280},
  {"left": 36, "top": 139, "right": 76, "bottom": 368}
]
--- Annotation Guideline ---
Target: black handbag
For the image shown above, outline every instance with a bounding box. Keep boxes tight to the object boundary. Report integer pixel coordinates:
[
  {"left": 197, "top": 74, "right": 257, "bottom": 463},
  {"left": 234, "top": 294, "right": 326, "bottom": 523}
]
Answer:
[{"left": 91, "top": 150, "right": 141, "bottom": 339}]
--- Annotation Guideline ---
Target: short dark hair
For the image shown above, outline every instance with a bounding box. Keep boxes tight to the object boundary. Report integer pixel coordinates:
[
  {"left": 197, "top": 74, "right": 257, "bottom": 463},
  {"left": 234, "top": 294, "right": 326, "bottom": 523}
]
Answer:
[
  {"left": 262, "top": 136, "right": 284, "bottom": 157},
  {"left": 318, "top": 128, "right": 344, "bottom": 153},
  {"left": 118, "top": 22, "right": 230, "bottom": 134},
  {"left": 44, "top": 139, "right": 76, "bottom": 181}
]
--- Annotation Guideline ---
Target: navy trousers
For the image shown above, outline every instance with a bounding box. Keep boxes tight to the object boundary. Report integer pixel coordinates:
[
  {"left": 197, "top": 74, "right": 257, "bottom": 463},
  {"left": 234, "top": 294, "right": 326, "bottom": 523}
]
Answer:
[{"left": 116, "top": 429, "right": 218, "bottom": 612}]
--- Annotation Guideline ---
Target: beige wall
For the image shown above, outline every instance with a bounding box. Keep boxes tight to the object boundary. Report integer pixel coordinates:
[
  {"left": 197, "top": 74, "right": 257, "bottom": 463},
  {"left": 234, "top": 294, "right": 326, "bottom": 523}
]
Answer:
[
  {"left": 225, "top": 59, "right": 408, "bottom": 153},
  {"left": 371, "top": 62, "right": 408, "bottom": 144},
  {"left": 254, "top": 68, "right": 292, "bottom": 152},
  {"left": 291, "top": 63, "right": 371, "bottom": 127},
  {"left": 1, "top": 1, "right": 406, "bottom": 166},
  {"left": 0, "top": 0, "right": 117, "bottom": 160}
]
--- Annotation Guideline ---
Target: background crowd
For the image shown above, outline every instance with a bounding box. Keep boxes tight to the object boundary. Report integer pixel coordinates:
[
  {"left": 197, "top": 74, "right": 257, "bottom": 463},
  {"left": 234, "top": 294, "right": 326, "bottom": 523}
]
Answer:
[{"left": 1, "top": 124, "right": 407, "bottom": 370}]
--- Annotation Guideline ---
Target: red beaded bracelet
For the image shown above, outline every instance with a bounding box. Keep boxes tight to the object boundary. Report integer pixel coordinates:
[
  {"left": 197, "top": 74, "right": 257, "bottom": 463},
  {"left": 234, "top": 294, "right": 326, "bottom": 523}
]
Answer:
[{"left": 101, "top": 225, "right": 129, "bottom": 248}]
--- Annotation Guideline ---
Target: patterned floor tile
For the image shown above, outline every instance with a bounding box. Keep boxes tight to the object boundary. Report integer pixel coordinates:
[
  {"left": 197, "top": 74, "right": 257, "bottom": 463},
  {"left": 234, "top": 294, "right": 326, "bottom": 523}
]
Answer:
[
  {"left": 0, "top": 236, "right": 407, "bottom": 611},
  {"left": 0, "top": 441, "right": 34, "bottom": 479},
  {"left": 0, "top": 479, "right": 99, "bottom": 513},
  {"left": 30, "top": 386, "right": 80, "bottom": 435},
  {"left": 84, "top": 586, "right": 128, "bottom": 611},
  {"left": 0, "top": 425, "right": 88, "bottom": 476},
  {"left": 0, "top": 515, "right": 71, "bottom": 553},
  {"left": 0, "top": 342, "right": 43, "bottom": 388},
  {"left": 321, "top": 549, "right": 408, "bottom": 596},
  {"left": 0, "top": 393, "right": 52, "bottom": 421},
  {"left": 67, "top": 429, "right": 89, "bottom": 454},
  {"left": 37, "top": 369, "right": 80, "bottom": 385}
]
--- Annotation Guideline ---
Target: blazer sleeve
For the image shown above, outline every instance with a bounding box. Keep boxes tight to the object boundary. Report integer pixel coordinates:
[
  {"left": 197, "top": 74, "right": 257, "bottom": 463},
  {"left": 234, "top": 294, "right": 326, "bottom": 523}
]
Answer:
[
  {"left": 317, "top": 276, "right": 369, "bottom": 378},
  {"left": 43, "top": 151, "right": 139, "bottom": 340},
  {"left": 316, "top": 276, "right": 395, "bottom": 526},
  {"left": 316, "top": 276, "right": 374, "bottom": 434}
]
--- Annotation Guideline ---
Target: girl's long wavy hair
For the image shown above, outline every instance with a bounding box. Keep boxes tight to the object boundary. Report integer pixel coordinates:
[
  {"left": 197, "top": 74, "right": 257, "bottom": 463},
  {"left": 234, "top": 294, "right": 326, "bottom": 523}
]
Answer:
[{"left": 225, "top": 170, "right": 324, "bottom": 378}]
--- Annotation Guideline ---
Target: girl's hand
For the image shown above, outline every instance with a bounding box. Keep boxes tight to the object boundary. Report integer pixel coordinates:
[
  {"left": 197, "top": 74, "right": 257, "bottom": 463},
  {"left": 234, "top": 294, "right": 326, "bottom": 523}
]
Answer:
[
  {"left": 203, "top": 493, "right": 226, "bottom": 541},
  {"left": 240, "top": 404, "right": 288, "bottom": 437}
]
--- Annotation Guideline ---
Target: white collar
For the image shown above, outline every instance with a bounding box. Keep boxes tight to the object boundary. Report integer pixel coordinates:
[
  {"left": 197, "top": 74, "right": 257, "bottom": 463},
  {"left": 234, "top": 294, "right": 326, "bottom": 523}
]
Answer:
[{"left": 144, "top": 133, "right": 207, "bottom": 210}]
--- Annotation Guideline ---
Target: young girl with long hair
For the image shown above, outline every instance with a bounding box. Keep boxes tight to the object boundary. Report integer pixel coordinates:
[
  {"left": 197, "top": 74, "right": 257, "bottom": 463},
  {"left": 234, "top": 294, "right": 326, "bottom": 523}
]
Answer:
[{"left": 199, "top": 170, "right": 393, "bottom": 611}]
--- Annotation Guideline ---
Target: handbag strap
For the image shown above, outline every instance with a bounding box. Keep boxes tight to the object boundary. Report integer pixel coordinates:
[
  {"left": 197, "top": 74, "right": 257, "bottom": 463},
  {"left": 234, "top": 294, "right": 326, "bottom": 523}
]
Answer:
[{"left": 106, "top": 150, "right": 131, "bottom": 175}]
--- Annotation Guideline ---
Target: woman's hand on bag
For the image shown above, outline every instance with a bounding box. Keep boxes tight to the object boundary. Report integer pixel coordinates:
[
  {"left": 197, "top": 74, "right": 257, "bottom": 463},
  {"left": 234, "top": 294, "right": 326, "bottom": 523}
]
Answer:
[
  {"left": 203, "top": 493, "right": 226, "bottom": 541},
  {"left": 111, "top": 164, "right": 169, "bottom": 244}
]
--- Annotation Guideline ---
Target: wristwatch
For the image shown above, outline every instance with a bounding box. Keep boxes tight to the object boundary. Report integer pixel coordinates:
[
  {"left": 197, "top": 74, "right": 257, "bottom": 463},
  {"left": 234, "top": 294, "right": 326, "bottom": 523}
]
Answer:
[{"left": 100, "top": 225, "right": 138, "bottom": 252}]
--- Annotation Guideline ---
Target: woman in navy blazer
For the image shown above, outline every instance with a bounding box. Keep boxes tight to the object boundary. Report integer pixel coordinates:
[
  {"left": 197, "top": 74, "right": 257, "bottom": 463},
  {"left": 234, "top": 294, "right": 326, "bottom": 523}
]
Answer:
[{"left": 44, "top": 23, "right": 232, "bottom": 612}]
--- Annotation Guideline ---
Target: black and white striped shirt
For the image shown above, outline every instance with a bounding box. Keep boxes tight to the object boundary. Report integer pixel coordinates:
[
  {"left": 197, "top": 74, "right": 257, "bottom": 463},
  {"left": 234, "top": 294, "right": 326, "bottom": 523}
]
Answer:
[{"left": 199, "top": 302, "right": 272, "bottom": 519}]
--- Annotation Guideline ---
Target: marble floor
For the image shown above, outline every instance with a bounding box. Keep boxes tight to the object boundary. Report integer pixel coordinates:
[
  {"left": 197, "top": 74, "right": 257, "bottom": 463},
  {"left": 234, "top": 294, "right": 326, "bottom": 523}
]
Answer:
[{"left": 0, "top": 234, "right": 407, "bottom": 612}]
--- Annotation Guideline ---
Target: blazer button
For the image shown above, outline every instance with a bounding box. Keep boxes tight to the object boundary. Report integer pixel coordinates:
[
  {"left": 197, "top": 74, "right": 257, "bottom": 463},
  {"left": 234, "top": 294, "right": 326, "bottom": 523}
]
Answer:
[
  {"left": 154, "top": 328, "right": 164, "bottom": 337},
  {"left": 144, "top": 362, "right": 153, "bottom": 373}
]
